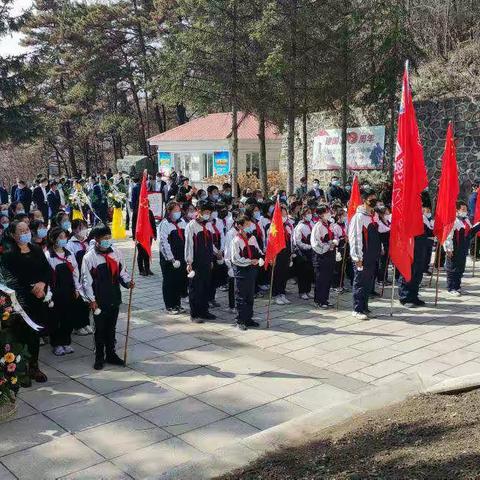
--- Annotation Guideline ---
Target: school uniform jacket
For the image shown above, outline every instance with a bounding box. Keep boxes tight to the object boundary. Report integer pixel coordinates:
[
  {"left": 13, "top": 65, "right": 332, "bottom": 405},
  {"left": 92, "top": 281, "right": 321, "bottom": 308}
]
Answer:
[
  {"left": 224, "top": 227, "right": 237, "bottom": 272},
  {"left": 45, "top": 248, "right": 81, "bottom": 305},
  {"left": 423, "top": 215, "right": 434, "bottom": 239},
  {"left": 81, "top": 247, "right": 131, "bottom": 309},
  {"left": 348, "top": 206, "right": 381, "bottom": 264},
  {"left": 252, "top": 218, "right": 266, "bottom": 253},
  {"left": 294, "top": 221, "right": 313, "bottom": 254},
  {"left": 158, "top": 218, "right": 187, "bottom": 262},
  {"left": 66, "top": 237, "right": 89, "bottom": 274},
  {"left": 184, "top": 219, "right": 216, "bottom": 267},
  {"left": 231, "top": 233, "right": 263, "bottom": 267},
  {"left": 311, "top": 221, "right": 336, "bottom": 255},
  {"left": 444, "top": 217, "right": 480, "bottom": 255},
  {"left": 209, "top": 218, "right": 225, "bottom": 253}
]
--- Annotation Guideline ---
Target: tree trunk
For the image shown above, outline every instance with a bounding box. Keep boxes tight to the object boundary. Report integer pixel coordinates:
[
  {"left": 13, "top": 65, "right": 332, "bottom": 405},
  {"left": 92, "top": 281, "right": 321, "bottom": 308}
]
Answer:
[
  {"left": 64, "top": 121, "right": 78, "bottom": 177},
  {"left": 287, "top": 105, "right": 295, "bottom": 195},
  {"left": 258, "top": 112, "right": 268, "bottom": 196},
  {"left": 231, "top": 106, "right": 239, "bottom": 198},
  {"left": 129, "top": 80, "right": 149, "bottom": 155},
  {"left": 302, "top": 110, "right": 308, "bottom": 181},
  {"left": 176, "top": 103, "right": 188, "bottom": 125},
  {"left": 388, "top": 86, "right": 396, "bottom": 181},
  {"left": 341, "top": 95, "right": 348, "bottom": 186}
]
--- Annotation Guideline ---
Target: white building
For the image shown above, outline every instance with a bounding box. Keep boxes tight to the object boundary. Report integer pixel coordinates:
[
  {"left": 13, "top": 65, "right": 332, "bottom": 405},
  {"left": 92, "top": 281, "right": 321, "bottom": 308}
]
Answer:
[{"left": 147, "top": 112, "right": 282, "bottom": 182}]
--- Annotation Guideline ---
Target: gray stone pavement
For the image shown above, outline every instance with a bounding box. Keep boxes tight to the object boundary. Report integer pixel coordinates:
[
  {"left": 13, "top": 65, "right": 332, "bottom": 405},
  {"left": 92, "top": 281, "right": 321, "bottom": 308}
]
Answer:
[{"left": 2, "top": 237, "right": 480, "bottom": 479}]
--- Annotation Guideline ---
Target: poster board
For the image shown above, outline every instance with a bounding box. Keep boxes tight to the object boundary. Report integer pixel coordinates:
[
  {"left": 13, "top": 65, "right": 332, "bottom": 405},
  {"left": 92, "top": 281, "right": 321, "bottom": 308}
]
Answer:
[
  {"left": 148, "top": 192, "right": 163, "bottom": 219},
  {"left": 312, "top": 126, "right": 385, "bottom": 170},
  {"left": 158, "top": 152, "right": 173, "bottom": 174},
  {"left": 213, "top": 151, "right": 230, "bottom": 175}
]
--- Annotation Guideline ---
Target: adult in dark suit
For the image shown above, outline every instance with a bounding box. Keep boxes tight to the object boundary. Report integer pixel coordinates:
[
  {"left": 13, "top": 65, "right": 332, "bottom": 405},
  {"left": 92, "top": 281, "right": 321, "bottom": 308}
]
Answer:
[
  {"left": 32, "top": 178, "right": 49, "bottom": 221},
  {"left": 14, "top": 180, "right": 32, "bottom": 213},
  {"left": 91, "top": 176, "right": 109, "bottom": 225},
  {"left": 47, "top": 181, "right": 62, "bottom": 219},
  {"left": 130, "top": 177, "right": 141, "bottom": 237},
  {"left": 0, "top": 185, "right": 8, "bottom": 204}
]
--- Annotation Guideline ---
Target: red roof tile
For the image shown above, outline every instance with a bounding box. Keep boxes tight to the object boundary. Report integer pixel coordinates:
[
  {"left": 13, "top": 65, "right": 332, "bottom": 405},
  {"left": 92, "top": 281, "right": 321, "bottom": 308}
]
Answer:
[{"left": 148, "top": 112, "right": 281, "bottom": 143}]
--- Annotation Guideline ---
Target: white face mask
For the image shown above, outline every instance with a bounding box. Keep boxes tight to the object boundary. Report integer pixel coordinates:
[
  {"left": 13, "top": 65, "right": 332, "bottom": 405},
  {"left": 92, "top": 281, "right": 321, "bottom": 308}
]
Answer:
[
  {"left": 458, "top": 212, "right": 467, "bottom": 218},
  {"left": 304, "top": 214, "right": 312, "bottom": 222},
  {"left": 282, "top": 216, "right": 288, "bottom": 224},
  {"left": 385, "top": 214, "right": 392, "bottom": 222},
  {"left": 313, "top": 182, "right": 319, "bottom": 189},
  {"left": 322, "top": 213, "right": 331, "bottom": 222}
]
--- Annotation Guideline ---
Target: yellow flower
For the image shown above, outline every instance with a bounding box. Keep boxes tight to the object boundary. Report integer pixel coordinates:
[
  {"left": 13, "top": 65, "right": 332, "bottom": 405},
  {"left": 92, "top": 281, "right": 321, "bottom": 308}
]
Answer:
[
  {"left": 4, "top": 353, "right": 15, "bottom": 363},
  {"left": 2, "top": 311, "right": 10, "bottom": 321},
  {"left": 10, "top": 376, "right": 17, "bottom": 385}
]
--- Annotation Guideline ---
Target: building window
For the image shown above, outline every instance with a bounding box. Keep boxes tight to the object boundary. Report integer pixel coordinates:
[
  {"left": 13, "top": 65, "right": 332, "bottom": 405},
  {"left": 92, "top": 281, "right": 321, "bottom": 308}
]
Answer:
[
  {"left": 246, "top": 152, "right": 260, "bottom": 177},
  {"left": 202, "top": 153, "right": 214, "bottom": 178}
]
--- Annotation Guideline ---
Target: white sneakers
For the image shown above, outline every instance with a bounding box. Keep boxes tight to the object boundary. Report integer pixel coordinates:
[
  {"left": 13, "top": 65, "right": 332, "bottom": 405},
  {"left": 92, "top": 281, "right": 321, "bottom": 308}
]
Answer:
[
  {"left": 448, "top": 290, "right": 461, "bottom": 297},
  {"left": 352, "top": 311, "right": 369, "bottom": 320},
  {"left": 275, "top": 295, "right": 291, "bottom": 305},
  {"left": 74, "top": 326, "right": 93, "bottom": 336},
  {"left": 53, "top": 345, "right": 75, "bottom": 356},
  {"left": 300, "top": 293, "right": 310, "bottom": 300}
]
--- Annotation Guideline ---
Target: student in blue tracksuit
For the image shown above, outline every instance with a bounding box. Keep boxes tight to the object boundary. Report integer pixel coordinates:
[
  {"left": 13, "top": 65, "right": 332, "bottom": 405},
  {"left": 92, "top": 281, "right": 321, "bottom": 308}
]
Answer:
[
  {"left": 444, "top": 201, "right": 480, "bottom": 296},
  {"left": 230, "top": 213, "right": 263, "bottom": 331},
  {"left": 348, "top": 187, "right": 381, "bottom": 320}
]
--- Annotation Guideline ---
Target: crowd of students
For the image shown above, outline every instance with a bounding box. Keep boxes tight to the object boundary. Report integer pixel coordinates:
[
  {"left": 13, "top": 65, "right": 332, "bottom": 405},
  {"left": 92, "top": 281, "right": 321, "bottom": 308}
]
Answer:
[{"left": 0, "top": 171, "right": 479, "bottom": 387}]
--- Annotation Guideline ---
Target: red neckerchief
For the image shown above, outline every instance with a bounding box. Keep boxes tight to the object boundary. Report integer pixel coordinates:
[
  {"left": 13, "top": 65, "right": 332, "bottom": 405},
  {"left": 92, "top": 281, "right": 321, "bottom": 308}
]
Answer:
[
  {"left": 99, "top": 252, "right": 119, "bottom": 282},
  {"left": 238, "top": 233, "right": 252, "bottom": 259},
  {"left": 173, "top": 220, "right": 184, "bottom": 242},
  {"left": 202, "top": 223, "right": 211, "bottom": 244},
  {"left": 362, "top": 214, "right": 377, "bottom": 248},
  {"left": 323, "top": 221, "right": 334, "bottom": 241},
  {"left": 255, "top": 221, "right": 263, "bottom": 239},
  {"left": 338, "top": 222, "right": 346, "bottom": 238},
  {"left": 211, "top": 220, "right": 221, "bottom": 239},
  {"left": 301, "top": 221, "right": 312, "bottom": 242},
  {"left": 456, "top": 219, "right": 471, "bottom": 244},
  {"left": 53, "top": 251, "right": 74, "bottom": 274}
]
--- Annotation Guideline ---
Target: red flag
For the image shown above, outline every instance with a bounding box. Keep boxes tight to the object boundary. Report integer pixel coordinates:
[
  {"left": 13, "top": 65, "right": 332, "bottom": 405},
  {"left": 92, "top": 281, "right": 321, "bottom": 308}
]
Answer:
[
  {"left": 264, "top": 200, "right": 286, "bottom": 269},
  {"left": 135, "top": 170, "right": 154, "bottom": 257},
  {"left": 390, "top": 62, "right": 428, "bottom": 282},
  {"left": 433, "top": 123, "right": 459, "bottom": 245},
  {"left": 474, "top": 189, "right": 480, "bottom": 237},
  {"left": 347, "top": 175, "right": 362, "bottom": 222}
]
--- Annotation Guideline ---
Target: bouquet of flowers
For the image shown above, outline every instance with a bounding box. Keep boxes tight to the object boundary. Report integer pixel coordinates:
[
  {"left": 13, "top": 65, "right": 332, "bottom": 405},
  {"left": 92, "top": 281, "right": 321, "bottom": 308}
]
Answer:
[
  {"left": 107, "top": 189, "right": 126, "bottom": 208},
  {"left": 68, "top": 188, "right": 90, "bottom": 210}
]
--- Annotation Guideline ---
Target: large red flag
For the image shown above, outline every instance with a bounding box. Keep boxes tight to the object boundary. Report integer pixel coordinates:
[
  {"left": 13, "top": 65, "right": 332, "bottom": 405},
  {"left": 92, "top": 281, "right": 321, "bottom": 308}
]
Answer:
[
  {"left": 264, "top": 199, "right": 286, "bottom": 269},
  {"left": 433, "top": 123, "right": 459, "bottom": 245},
  {"left": 390, "top": 62, "right": 428, "bottom": 282},
  {"left": 347, "top": 175, "right": 362, "bottom": 222},
  {"left": 135, "top": 170, "right": 154, "bottom": 257}
]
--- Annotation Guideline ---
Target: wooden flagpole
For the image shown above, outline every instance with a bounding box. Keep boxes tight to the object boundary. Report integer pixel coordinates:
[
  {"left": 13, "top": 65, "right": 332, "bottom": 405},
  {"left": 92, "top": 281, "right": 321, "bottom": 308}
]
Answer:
[
  {"left": 434, "top": 244, "right": 442, "bottom": 307},
  {"left": 429, "top": 243, "right": 440, "bottom": 288},
  {"left": 390, "top": 266, "right": 396, "bottom": 317},
  {"left": 473, "top": 236, "right": 478, "bottom": 277},
  {"left": 123, "top": 242, "right": 138, "bottom": 365},
  {"left": 336, "top": 242, "right": 348, "bottom": 310},
  {"left": 266, "top": 259, "right": 276, "bottom": 329}
]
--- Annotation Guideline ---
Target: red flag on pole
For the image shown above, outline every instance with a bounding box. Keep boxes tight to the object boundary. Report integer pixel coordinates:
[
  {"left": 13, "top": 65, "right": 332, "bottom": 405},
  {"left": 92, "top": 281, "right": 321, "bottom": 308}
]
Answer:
[
  {"left": 390, "top": 61, "right": 428, "bottom": 282},
  {"left": 347, "top": 175, "right": 362, "bottom": 222},
  {"left": 433, "top": 123, "right": 459, "bottom": 245},
  {"left": 264, "top": 200, "right": 286, "bottom": 269},
  {"left": 135, "top": 170, "right": 154, "bottom": 257}
]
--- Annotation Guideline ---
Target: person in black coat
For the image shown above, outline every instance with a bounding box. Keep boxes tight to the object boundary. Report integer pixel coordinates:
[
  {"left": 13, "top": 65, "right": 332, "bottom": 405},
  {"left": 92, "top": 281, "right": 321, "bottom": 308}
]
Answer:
[
  {"left": 14, "top": 180, "right": 32, "bottom": 213},
  {"left": 47, "top": 181, "right": 62, "bottom": 219},
  {"left": 130, "top": 177, "right": 141, "bottom": 236},
  {"left": 0, "top": 185, "right": 8, "bottom": 204},
  {"left": 32, "top": 178, "right": 49, "bottom": 221},
  {"left": 91, "top": 176, "right": 109, "bottom": 224}
]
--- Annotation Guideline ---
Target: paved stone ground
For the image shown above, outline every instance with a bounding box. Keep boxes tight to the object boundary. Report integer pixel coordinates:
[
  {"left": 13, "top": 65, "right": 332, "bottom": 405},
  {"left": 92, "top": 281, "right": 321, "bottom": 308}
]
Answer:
[{"left": 1, "top": 238, "right": 480, "bottom": 479}]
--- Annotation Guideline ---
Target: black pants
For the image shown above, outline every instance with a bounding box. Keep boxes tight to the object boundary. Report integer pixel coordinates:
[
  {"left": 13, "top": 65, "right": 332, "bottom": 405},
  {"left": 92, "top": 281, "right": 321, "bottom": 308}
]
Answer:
[
  {"left": 228, "top": 277, "right": 235, "bottom": 309},
  {"left": 445, "top": 252, "right": 467, "bottom": 291},
  {"left": 272, "top": 249, "right": 289, "bottom": 296},
  {"left": 313, "top": 250, "right": 335, "bottom": 305},
  {"left": 94, "top": 305, "right": 119, "bottom": 359},
  {"left": 234, "top": 265, "right": 257, "bottom": 325},
  {"left": 398, "top": 244, "right": 426, "bottom": 302},
  {"left": 73, "top": 296, "right": 90, "bottom": 329},
  {"left": 189, "top": 263, "right": 212, "bottom": 318},
  {"left": 209, "top": 262, "right": 226, "bottom": 302},
  {"left": 295, "top": 254, "right": 313, "bottom": 294},
  {"left": 11, "top": 316, "right": 40, "bottom": 368},
  {"left": 160, "top": 256, "right": 186, "bottom": 309},
  {"left": 50, "top": 301, "right": 75, "bottom": 347},
  {"left": 424, "top": 239, "right": 434, "bottom": 272},
  {"left": 137, "top": 243, "right": 151, "bottom": 273},
  {"left": 352, "top": 263, "right": 376, "bottom": 313}
]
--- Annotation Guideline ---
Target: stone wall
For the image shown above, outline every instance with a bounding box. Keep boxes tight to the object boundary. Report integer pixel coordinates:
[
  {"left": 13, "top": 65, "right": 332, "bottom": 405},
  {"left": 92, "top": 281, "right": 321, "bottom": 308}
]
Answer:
[{"left": 281, "top": 97, "right": 480, "bottom": 200}]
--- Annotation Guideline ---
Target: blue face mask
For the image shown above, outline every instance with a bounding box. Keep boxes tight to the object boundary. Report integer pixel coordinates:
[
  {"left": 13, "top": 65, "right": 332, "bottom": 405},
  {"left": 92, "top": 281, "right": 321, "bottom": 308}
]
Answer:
[
  {"left": 99, "top": 239, "right": 112, "bottom": 249},
  {"left": 268, "top": 206, "right": 274, "bottom": 214},
  {"left": 61, "top": 221, "right": 71, "bottom": 231},
  {"left": 280, "top": 195, "right": 287, "bottom": 201},
  {"left": 244, "top": 224, "right": 255, "bottom": 234},
  {"left": 172, "top": 211, "right": 182, "bottom": 221},
  {"left": 1, "top": 222, "right": 8, "bottom": 230},
  {"left": 17, "top": 209, "right": 25, "bottom": 215},
  {"left": 57, "top": 238, "right": 68, "bottom": 248},
  {"left": 253, "top": 211, "right": 261, "bottom": 220},
  {"left": 1, "top": 210, "right": 8, "bottom": 216},
  {"left": 211, "top": 194, "right": 219, "bottom": 201},
  {"left": 37, "top": 228, "right": 48, "bottom": 239},
  {"left": 18, "top": 232, "right": 31, "bottom": 245}
]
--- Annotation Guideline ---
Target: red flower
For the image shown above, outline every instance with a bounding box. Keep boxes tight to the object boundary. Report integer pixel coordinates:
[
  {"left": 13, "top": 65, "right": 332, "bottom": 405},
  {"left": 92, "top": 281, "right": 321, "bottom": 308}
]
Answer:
[
  {"left": 6, "top": 363, "right": 16, "bottom": 373},
  {"left": 4, "top": 344, "right": 10, "bottom": 353}
]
